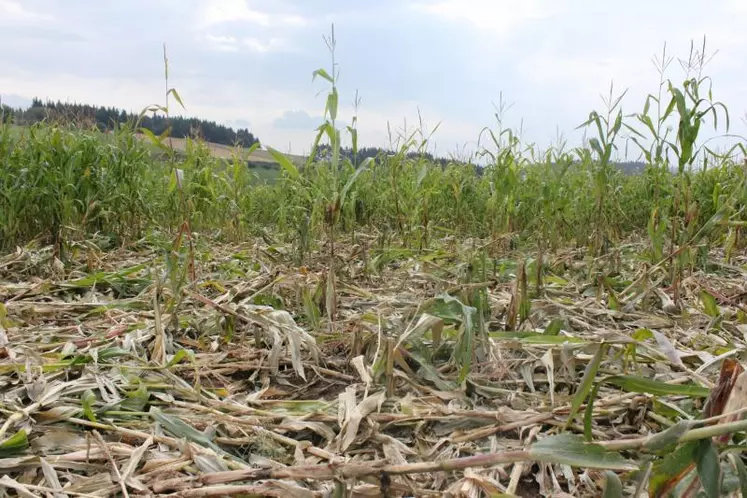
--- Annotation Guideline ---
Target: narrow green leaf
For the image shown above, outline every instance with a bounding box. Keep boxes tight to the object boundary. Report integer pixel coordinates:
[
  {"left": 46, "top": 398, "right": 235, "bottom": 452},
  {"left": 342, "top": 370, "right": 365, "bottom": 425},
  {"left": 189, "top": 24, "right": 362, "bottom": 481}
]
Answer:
[
  {"left": 648, "top": 441, "right": 698, "bottom": 496},
  {"left": 121, "top": 384, "right": 150, "bottom": 412},
  {"left": 566, "top": 343, "right": 606, "bottom": 427},
  {"left": 167, "top": 88, "right": 186, "bottom": 110},
  {"left": 139, "top": 127, "right": 166, "bottom": 149},
  {"left": 528, "top": 434, "right": 636, "bottom": 471},
  {"left": 583, "top": 383, "right": 600, "bottom": 441},
  {"left": 267, "top": 147, "right": 301, "bottom": 181},
  {"left": 149, "top": 407, "right": 238, "bottom": 462},
  {"left": 602, "top": 471, "right": 623, "bottom": 498},
  {"left": 488, "top": 331, "right": 587, "bottom": 345},
  {"left": 632, "top": 328, "right": 654, "bottom": 341},
  {"left": 407, "top": 351, "right": 458, "bottom": 392},
  {"left": 97, "top": 347, "right": 131, "bottom": 361},
  {"left": 312, "top": 68, "right": 334, "bottom": 83},
  {"left": 695, "top": 438, "right": 721, "bottom": 498},
  {"left": 699, "top": 290, "right": 720, "bottom": 318},
  {"left": 244, "top": 141, "right": 261, "bottom": 156},
  {"left": 397, "top": 313, "right": 443, "bottom": 349},
  {"left": 589, "top": 138, "right": 604, "bottom": 159},
  {"left": 545, "top": 318, "right": 563, "bottom": 336},
  {"left": 158, "top": 125, "right": 172, "bottom": 141},
  {"left": 81, "top": 389, "right": 97, "bottom": 422},
  {"left": 604, "top": 375, "right": 710, "bottom": 397},
  {"left": 166, "top": 348, "right": 195, "bottom": 367},
  {"left": 323, "top": 121, "right": 336, "bottom": 146},
  {"left": 612, "top": 112, "right": 623, "bottom": 136},
  {"left": 729, "top": 454, "right": 747, "bottom": 498},
  {"left": 0, "top": 430, "right": 29, "bottom": 456},
  {"left": 339, "top": 157, "right": 372, "bottom": 209},
  {"left": 642, "top": 95, "right": 651, "bottom": 117}
]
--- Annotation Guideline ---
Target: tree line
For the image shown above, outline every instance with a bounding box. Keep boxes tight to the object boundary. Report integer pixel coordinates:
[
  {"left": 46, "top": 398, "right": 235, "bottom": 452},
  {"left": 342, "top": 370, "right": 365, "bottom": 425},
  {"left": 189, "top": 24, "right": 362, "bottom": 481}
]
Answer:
[
  {"left": 0, "top": 98, "right": 260, "bottom": 147},
  {"left": 314, "top": 143, "right": 462, "bottom": 167},
  {"left": 312, "top": 144, "right": 646, "bottom": 176},
  {"left": 1, "top": 97, "right": 646, "bottom": 174}
]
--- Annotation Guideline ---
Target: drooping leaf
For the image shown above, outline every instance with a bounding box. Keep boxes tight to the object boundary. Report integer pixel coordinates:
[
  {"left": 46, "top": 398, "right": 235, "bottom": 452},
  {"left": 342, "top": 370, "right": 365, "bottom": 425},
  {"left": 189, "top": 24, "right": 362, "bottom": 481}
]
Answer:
[
  {"left": 583, "top": 383, "right": 601, "bottom": 441},
  {"left": 695, "top": 438, "right": 721, "bottom": 498},
  {"left": 603, "top": 375, "right": 710, "bottom": 397},
  {"left": 700, "top": 290, "right": 720, "bottom": 318},
  {"left": 651, "top": 330, "right": 685, "bottom": 367},
  {"left": 312, "top": 68, "right": 334, "bottom": 83},
  {"left": 601, "top": 470, "right": 623, "bottom": 498},
  {"left": 167, "top": 88, "right": 186, "bottom": 110},
  {"left": 729, "top": 453, "right": 747, "bottom": 498},
  {"left": 339, "top": 157, "right": 373, "bottom": 210},
  {"left": 149, "top": 407, "right": 246, "bottom": 464},
  {"left": 648, "top": 441, "right": 698, "bottom": 497},
  {"left": 0, "top": 430, "right": 29, "bottom": 457},
  {"left": 81, "top": 389, "right": 97, "bottom": 422},
  {"left": 528, "top": 434, "right": 636, "bottom": 470},
  {"left": 40, "top": 457, "right": 63, "bottom": 493},
  {"left": 267, "top": 147, "right": 301, "bottom": 181},
  {"left": 339, "top": 391, "right": 386, "bottom": 452},
  {"left": 121, "top": 383, "right": 150, "bottom": 412},
  {"left": 397, "top": 313, "right": 443, "bottom": 350},
  {"left": 632, "top": 328, "right": 654, "bottom": 342},
  {"left": 166, "top": 348, "right": 195, "bottom": 367},
  {"left": 488, "top": 331, "right": 587, "bottom": 345},
  {"left": 567, "top": 343, "right": 607, "bottom": 427},
  {"left": 545, "top": 318, "right": 563, "bottom": 336}
]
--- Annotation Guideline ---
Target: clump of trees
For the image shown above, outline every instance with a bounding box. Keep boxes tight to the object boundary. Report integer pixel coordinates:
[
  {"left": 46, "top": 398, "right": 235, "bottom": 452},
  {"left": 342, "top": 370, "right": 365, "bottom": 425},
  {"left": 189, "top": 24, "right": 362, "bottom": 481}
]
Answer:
[{"left": 1, "top": 98, "right": 259, "bottom": 147}]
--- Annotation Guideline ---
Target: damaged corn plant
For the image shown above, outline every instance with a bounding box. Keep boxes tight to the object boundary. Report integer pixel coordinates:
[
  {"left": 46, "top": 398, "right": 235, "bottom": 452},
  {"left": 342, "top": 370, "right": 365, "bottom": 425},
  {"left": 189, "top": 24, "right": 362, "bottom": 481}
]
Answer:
[{"left": 2, "top": 29, "right": 747, "bottom": 497}]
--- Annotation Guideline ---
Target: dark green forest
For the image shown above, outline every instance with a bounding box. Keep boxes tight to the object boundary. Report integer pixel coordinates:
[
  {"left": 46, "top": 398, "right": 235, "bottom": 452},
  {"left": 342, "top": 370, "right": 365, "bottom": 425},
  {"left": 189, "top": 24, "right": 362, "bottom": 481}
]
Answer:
[{"left": 1, "top": 98, "right": 260, "bottom": 147}]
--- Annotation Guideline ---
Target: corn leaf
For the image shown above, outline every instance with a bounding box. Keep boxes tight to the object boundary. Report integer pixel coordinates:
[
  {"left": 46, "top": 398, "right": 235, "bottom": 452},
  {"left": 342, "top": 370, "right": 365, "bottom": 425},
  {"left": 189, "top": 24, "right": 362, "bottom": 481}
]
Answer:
[
  {"left": 267, "top": 147, "right": 301, "bottom": 181},
  {"left": 528, "top": 434, "right": 636, "bottom": 471},
  {"left": 695, "top": 438, "right": 721, "bottom": 498},
  {"left": 0, "top": 430, "right": 29, "bottom": 457},
  {"left": 567, "top": 343, "right": 606, "bottom": 427},
  {"left": 603, "top": 375, "right": 710, "bottom": 397}
]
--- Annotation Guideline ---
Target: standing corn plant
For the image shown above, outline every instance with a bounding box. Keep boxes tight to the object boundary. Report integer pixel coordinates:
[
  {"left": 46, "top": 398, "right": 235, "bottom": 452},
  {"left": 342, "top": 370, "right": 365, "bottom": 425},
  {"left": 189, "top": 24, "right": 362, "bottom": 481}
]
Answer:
[
  {"left": 135, "top": 44, "right": 196, "bottom": 284},
  {"left": 630, "top": 39, "right": 731, "bottom": 303},
  {"left": 268, "top": 24, "right": 372, "bottom": 323},
  {"left": 576, "top": 82, "right": 628, "bottom": 257}
]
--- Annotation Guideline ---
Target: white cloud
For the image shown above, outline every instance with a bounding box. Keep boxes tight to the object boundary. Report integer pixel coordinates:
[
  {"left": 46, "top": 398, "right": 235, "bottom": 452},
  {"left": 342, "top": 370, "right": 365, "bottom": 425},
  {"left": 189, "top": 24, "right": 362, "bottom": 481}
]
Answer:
[
  {"left": 2, "top": 0, "right": 746, "bottom": 157},
  {"left": 517, "top": 53, "right": 653, "bottom": 98},
  {"left": 199, "top": 0, "right": 306, "bottom": 28},
  {"left": 202, "top": 33, "right": 289, "bottom": 54},
  {"left": 202, "top": 0, "right": 269, "bottom": 26},
  {"left": 243, "top": 37, "right": 288, "bottom": 53},
  {"left": 724, "top": 0, "right": 747, "bottom": 14},
  {"left": 205, "top": 34, "right": 240, "bottom": 52},
  {"left": 416, "top": 0, "right": 562, "bottom": 33},
  {"left": 0, "top": 0, "right": 51, "bottom": 23},
  {"left": 273, "top": 109, "right": 321, "bottom": 129},
  {"left": 0, "top": 69, "right": 163, "bottom": 114}
]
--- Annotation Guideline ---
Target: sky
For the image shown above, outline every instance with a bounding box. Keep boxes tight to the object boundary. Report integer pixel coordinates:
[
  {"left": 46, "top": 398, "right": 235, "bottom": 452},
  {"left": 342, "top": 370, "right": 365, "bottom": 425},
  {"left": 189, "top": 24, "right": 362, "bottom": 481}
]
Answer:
[{"left": 1, "top": 0, "right": 746, "bottom": 160}]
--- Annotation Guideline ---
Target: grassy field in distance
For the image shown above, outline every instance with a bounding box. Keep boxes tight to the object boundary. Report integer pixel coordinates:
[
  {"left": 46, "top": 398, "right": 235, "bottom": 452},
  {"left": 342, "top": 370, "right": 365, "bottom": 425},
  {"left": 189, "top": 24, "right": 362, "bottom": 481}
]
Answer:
[{"left": 133, "top": 132, "right": 307, "bottom": 166}]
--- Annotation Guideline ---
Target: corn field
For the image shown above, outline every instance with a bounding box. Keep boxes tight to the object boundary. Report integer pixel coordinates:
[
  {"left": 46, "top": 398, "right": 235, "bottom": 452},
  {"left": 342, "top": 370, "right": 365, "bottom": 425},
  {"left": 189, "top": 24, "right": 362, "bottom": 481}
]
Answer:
[{"left": 1, "top": 35, "right": 747, "bottom": 497}]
